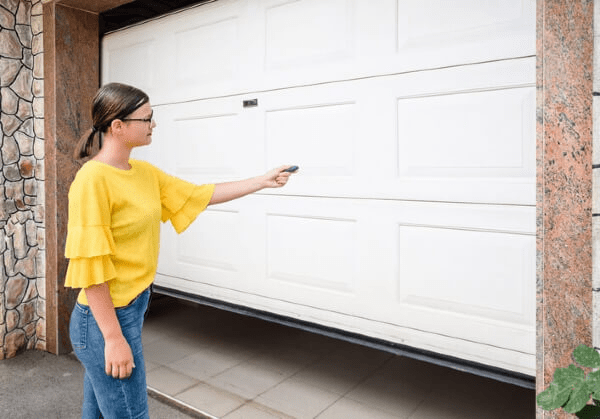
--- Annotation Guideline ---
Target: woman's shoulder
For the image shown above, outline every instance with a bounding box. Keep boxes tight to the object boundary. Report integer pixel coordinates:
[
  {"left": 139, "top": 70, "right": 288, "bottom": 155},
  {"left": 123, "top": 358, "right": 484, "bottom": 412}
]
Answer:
[
  {"left": 73, "top": 160, "right": 106, "bottom": 182},
  {"left": 71, "top": 160, "right": 117, "bottom": 192}
]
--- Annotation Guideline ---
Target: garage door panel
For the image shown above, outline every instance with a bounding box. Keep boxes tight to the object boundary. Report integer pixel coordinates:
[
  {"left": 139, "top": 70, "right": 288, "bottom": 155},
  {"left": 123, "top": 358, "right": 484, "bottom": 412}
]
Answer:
[
  {"left": 397, "top": 225, "right": 534, "bottom": 324},
  {"left": 396, "top": 0, "right": 534, "bottom": 69},
  {"left": 103, "top": 0, "right": 534, "bottom": 104},
  {"left": 153, "top": 193, "right": 535, "bottom": 368},
  {"left": 397, "top": 0, "right": 529, "bottom": 46},
  {"left": 267, "top": 213, "right": 357, "bottom": 293},
  {"left": 397, "top": 87, "right": 535, "bottom": 178},
  {"left": 264, "top": 0, "right": 354, "bottom": 69},
  {"left": 104, "top": 38, "right": 157, "bottom": 96},
  {"left": 174, "top": 113, "right": 243, "bottom": 176},
  {"left": 174, "top": 17, "right": 240, "bottom": 86},
  {"left": 152, "top": 269, "right": 535, "bottom": 374},
  {"left": 158, "top": 202, "right": 253, "bottom": 291},
  {"left": 148, "top": 99, "right": 262, "bottom": 181},
  {"left": 168, "top": 1, "right": 249, "bottom": 100},
  {"left": 265, "top": 102, "right": 357, "bottom": 176},
  {"left": 256, "top": 59, "right": 534, "bottom": 204},
  {"left": 176, "top": 208, "right": 241, "bottom": 272}
]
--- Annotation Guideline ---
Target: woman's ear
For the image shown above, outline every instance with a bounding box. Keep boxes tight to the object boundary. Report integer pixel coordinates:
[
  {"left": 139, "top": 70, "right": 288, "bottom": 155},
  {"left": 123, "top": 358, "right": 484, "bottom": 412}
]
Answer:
[{"left": 109, "top": 119, "right": 123, "bottom": 134}]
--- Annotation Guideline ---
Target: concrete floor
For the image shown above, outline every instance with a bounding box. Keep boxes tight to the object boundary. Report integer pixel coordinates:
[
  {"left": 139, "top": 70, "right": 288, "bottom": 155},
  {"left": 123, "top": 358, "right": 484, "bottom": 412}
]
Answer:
[{"left": 143, "top": 295, "right": 535, "bottom": 419}]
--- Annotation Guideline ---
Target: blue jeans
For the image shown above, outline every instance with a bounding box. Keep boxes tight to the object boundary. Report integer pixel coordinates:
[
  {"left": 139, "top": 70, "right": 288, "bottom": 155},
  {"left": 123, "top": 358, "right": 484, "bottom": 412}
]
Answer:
[{"left": 70, "top": 288, "right": 151, "bottom": 419}]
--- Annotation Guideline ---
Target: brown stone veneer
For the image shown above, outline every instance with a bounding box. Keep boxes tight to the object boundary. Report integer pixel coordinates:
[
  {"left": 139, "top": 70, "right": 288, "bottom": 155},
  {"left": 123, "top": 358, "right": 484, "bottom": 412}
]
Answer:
[{"left": 0, "top": 0, "right": 46, "bottom": 359}]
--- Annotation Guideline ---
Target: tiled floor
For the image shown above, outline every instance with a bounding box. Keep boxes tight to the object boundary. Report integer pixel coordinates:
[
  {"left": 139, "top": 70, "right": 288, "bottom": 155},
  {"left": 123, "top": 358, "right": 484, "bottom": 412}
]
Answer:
[{"left": 143, "top": 295, "right": 535, "bottom": 419}]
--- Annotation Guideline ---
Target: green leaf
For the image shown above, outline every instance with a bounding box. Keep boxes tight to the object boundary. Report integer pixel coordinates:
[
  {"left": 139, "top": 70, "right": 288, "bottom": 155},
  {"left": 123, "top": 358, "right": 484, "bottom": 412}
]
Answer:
[
  {"left": 574, "top": 345, "right": 600, "bottom": 369},
  {"left": 588, "top": 371, "right": 600, "bottom": 395},
  {"left": 537, "top": 383, "right": 573, "bottom": 411},
  {"left": 555, "top": 365, "right": 586, "bottom": 388},
  {"left": 575, "top": 404, "right": 600, "bottom": 419},
  {"left": 565, "top": 381, "right": 593, "bottom": 413}
]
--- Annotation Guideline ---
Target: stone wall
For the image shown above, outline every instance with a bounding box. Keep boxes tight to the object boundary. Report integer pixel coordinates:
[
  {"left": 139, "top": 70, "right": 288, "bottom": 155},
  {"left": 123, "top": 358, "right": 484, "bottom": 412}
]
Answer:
[{"left": 0, "top": 0, "right": 46, "bottom": 359}]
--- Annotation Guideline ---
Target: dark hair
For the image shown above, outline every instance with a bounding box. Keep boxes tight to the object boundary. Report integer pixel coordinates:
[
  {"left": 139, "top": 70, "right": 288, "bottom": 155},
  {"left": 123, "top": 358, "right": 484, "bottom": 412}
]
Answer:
[{"left": 74, "top": 83, "right": 149, "bottom": 159}]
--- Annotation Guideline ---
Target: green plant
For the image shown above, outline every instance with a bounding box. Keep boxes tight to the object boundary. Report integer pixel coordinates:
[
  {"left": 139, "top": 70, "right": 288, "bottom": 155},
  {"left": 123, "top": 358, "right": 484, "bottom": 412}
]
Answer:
[{"left": 537, "top": 344, "right": 600, "bottom": 418}]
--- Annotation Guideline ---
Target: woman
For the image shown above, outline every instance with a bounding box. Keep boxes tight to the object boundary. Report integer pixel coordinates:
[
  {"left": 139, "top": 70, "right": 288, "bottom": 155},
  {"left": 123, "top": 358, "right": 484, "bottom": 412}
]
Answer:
[{"left": 65, "top": 83, "right": 295, "bottom": 419}]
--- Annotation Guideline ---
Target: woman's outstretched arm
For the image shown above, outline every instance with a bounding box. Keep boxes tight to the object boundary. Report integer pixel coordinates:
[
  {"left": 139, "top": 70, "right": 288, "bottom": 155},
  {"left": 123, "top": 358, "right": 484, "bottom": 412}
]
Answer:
[{"left": 208, "top": 165, "right": 296, "bottom": 206}]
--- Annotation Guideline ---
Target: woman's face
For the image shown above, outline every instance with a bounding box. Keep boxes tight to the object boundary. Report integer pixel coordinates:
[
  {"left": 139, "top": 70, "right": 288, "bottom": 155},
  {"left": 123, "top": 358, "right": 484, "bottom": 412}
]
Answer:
[{"left": 121, "top": 102, "right": 156, "bottom": 148}]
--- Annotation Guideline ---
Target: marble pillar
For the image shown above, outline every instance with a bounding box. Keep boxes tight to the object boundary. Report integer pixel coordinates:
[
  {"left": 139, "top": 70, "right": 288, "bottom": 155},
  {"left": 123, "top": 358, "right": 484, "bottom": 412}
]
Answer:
[
  {"left": 43, "top": 2, "right": 99, "bottom": 354},
  {"left": 537, "top": 0, "right": 594, "bottom": 418}
]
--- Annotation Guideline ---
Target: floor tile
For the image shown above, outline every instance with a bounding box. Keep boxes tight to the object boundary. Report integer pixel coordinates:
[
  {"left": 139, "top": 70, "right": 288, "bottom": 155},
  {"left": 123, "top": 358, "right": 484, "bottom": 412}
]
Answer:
[
  {"left": 146, "top": 366, "right": 199, "bottom": 396},
  {"left": 409, "top": 369, "right": 535, "bottom": 419},
  {"left": 247, "top": 345, "right": 323, "bottom": 378},
  {"left": 143, "top": 336, "right": 202, "bottom": 366},
  {"left": 141, "top": 324, "right": 168, "bottom": 346},
  {"left": 291, "top": 361, "right": 367, "bottom": 395},
  {"left": 256, "top": 376, "right": 342, "bottom": 419},
  {"left": 223, "top": 402, "right": 295, "bottom": 419},
  {"left": 293, "top": 346, "right": 392, "bottom": 395},
  {"left": 144, "top": 359, "right": 160, "bottom": 373},
  {"left": 207, "top": 360, "right": 291, "bottom": 399},
  {"left": 316, "top": 397, "right": 404, "bottom": 419},
  {"left": 176, "top": 382, "right": 246, "bottom": 418},
  {"left": 169, "top": 348, "right": 248, "bottom": 381},
  {"left": 344, "top": 358, "right": 440, "bottom": 418}
]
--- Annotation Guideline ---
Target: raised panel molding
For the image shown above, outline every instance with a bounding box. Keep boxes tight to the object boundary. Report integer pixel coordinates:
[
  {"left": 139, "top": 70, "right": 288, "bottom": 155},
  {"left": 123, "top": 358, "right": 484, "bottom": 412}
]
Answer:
[
  {"left": 266, "top": 213, "right": 357, "bottom": 293},
  {"left": 397, "top": 87, "right": 535, "bottom": 178},
  {"left": 264, "top": 0, "right": 355, "bottom": 69},
  {"left": 397, "top": 224, "right": 534, "bottom": 324},
  {"left": 175, "top": 17, "right": 240, "bottom": 85},
  {"left": 176, "top": 208, "right": 242, "bottom": 272},
  {"left": 265, "top": 102, "right": 357, "bottom": 176},
  {"left": 174, "top": 112, "right": 242, "bottom": 176},
  {"left": 396, "top": 0, "right": 534, "bottom": 64},
  {"left": 105, "top": 39, "right": 156, "bottom": 95}
]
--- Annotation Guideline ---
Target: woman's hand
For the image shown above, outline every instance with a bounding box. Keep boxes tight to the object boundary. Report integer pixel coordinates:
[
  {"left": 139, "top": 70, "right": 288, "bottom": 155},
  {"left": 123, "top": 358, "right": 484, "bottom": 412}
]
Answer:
[
  {"left": 261, "top": 165, "right": 296, "bottom": 188},
  {"left": 104, "top": 335, "right": 135, "bottom": 379}
]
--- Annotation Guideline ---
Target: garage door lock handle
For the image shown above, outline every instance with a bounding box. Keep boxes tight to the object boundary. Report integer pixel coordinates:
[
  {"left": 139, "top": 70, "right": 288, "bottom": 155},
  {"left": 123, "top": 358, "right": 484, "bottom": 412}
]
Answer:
[{"left": 243, "top": 99, "right": 258, "bottom": 108}]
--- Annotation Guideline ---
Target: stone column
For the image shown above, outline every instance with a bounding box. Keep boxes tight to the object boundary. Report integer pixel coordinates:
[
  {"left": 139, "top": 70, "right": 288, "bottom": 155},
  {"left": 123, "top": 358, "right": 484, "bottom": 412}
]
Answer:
[
  {"left": 43, "top": 1, "right": 99, "bottom": 354},
  {"left": 0, "top": 0, "right": 46, "bottom": 359},
  {"left": 537, "top": 0, "right": 594, "bottom": 418}
]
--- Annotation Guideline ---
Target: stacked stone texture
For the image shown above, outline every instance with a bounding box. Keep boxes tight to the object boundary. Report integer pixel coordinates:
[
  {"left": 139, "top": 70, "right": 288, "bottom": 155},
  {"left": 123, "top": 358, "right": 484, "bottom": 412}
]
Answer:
[{"left": 0, "top": 0, "right": 45, "bottom": 359}]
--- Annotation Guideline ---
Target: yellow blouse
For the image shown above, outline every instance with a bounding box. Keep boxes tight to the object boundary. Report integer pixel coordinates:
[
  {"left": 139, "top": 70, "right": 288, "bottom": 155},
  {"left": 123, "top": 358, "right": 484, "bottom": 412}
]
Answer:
[{"left": 64, "top": 159, "right": 215, "bottom": 307}]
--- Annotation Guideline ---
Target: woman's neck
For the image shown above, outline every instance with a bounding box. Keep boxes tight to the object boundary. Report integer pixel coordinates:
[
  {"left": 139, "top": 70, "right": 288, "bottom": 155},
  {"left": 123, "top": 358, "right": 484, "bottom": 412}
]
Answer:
[{"left": 92, "top": 136, "right": 133, "bottom": 170}]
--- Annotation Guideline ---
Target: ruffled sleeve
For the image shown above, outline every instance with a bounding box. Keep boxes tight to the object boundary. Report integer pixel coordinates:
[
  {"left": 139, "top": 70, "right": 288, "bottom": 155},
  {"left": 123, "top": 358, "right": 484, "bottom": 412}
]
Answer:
[
  {"left": 65, "top": 225, "right": 116, "bottom": 258},
  {"left": 64, "top": 255, "right": 117, "bottom": 289},
  {"left": 64, "top": 165, "right": 117, "bottom": 289},
  {"left": 152, "top": 164, "right": 215, "bottom": 234}
]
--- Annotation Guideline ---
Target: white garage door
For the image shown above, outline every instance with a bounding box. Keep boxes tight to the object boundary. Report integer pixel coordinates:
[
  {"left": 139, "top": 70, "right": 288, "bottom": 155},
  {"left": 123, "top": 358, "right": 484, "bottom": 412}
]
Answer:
[{"left": 102, "top": 0, "right": 536, "bottom": 375}]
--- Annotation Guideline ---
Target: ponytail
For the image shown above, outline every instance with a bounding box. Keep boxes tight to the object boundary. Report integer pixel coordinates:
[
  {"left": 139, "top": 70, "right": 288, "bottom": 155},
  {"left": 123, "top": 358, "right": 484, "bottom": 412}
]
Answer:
[{"left": 73, "top": 127, "right": 100, "bottom": 160}]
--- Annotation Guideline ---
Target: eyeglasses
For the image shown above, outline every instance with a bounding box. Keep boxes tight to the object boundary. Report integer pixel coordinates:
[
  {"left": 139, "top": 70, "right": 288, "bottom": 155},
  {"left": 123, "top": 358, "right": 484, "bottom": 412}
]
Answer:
[
  {"left": 122, "top": 117, "right": 153, "bottom": 123},
  {"left": 122, "top": 112, "right": 154, "bottom": 124}
]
